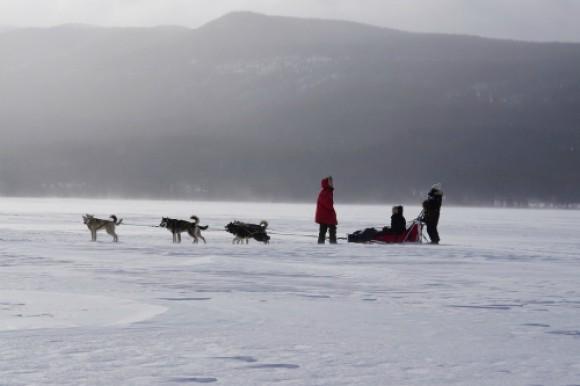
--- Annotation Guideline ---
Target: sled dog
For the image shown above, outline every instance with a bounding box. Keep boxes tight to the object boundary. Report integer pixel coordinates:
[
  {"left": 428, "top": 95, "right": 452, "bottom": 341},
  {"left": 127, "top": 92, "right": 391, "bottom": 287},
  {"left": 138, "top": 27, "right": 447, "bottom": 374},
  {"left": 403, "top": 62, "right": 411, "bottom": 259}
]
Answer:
[
  {"left": 225, "top": 220, "right": 270, "bottom": 245},
  {"left": 83, "top": 214, "right": 123, "bottom": 242},
  {"left": 159, "top": 216, "right": 208, "bottom": 244}
]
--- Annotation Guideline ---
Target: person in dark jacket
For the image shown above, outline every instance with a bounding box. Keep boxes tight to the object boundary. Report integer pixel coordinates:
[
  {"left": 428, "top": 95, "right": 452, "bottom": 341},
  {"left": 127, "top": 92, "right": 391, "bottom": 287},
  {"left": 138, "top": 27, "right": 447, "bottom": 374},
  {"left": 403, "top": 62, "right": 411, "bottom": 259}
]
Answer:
[
  {"left": 315, "top": 176, "right": 337, "bottom": 244},
  {"left": 382, "top": 206, "right": 407, "bottom": 235},
  {"left": 348, "top": 205, "right": 407, "bottom": 243},
  {"left": 422, "top": 184, "right": 443, "bottom": 244}
]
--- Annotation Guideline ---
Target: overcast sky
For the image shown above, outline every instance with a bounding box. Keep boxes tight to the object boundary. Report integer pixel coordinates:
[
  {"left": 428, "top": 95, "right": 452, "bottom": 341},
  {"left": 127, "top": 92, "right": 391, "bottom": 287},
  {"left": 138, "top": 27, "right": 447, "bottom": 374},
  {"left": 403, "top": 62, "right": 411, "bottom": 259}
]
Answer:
[{"left": 1, "top": 0, "right": 579, "bottom": 42}]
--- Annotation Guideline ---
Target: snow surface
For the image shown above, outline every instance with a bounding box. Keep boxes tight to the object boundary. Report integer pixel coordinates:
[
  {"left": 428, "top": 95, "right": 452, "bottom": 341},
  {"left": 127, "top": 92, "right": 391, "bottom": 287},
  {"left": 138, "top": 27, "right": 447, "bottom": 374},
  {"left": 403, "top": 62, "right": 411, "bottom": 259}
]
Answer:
[{"left": 1, "top": 197, "right": 580, "bottom": 386}]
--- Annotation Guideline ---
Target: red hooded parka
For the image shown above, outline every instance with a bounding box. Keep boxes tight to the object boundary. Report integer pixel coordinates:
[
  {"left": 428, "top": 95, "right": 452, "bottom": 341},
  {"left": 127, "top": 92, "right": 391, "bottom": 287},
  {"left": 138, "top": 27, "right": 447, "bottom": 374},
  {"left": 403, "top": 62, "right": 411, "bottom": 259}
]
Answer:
[{"left": 315, "top": 177, "right": 337, "bottom": 225}]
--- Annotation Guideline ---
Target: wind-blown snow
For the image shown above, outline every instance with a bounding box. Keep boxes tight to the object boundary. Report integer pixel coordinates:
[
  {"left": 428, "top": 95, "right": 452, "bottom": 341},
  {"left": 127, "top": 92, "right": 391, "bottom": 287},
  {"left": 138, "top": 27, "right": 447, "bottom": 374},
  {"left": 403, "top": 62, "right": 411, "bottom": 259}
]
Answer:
[
  {"left": 0, "top": 291, "right": 166, "bottom": 331},
  {"left": 1, "top": 197, "right": 579, "bottom": 385}
]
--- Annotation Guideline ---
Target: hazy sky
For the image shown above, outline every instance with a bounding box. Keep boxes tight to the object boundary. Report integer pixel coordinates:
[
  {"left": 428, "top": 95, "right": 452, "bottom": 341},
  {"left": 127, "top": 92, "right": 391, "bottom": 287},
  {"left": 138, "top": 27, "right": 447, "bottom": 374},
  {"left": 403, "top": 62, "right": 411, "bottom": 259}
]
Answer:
[{"left": 1, "top": 0, "right": 579, "bottom": 42}]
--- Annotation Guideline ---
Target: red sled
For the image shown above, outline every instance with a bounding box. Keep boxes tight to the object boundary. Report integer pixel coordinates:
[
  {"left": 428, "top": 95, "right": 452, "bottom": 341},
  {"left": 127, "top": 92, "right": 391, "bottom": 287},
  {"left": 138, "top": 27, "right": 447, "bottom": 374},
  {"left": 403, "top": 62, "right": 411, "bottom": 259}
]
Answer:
[{"left": 372, "top": 220, "right": 423, "bottom": 244}]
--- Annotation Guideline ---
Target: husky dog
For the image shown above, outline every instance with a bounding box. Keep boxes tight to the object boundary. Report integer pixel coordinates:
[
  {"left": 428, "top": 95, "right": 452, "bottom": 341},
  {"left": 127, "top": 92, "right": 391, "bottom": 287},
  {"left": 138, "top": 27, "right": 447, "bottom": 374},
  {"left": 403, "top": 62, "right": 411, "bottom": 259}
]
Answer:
[
  {"left": 225, "top": 220, "right": 270, "bottom": 245},
  {"left": 159, "top": 216, "right": 208, "bottom": 244},
  {"left": 83, "top": 214, "right": 123, "bottom": 242}
]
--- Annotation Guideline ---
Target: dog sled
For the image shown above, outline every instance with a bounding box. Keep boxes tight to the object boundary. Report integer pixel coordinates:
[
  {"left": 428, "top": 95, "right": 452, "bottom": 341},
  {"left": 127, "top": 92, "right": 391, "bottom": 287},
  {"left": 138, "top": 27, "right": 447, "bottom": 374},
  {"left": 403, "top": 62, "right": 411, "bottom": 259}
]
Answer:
[{"left": 347, "top": 220, "right": 423, "bottom": 244}]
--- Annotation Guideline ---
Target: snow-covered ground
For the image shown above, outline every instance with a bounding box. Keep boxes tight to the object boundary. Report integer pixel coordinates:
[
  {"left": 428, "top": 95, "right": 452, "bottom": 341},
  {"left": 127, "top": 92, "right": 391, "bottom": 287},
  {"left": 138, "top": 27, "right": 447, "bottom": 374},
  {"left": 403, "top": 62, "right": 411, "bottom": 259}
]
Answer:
[{"left": 1, "top": 197, "right": 579, "bottom": 386}]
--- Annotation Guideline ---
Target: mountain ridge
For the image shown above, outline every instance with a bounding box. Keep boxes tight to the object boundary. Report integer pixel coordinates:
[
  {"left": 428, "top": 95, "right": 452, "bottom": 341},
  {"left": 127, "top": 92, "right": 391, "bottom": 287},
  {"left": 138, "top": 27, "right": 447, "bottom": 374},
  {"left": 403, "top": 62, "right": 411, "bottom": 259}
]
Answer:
[
  {"left": 7, "top": 12, "right": 579, "bottom": 45},
  {"left": 0, "top": 12, "right": 578, "bottom": 204}
]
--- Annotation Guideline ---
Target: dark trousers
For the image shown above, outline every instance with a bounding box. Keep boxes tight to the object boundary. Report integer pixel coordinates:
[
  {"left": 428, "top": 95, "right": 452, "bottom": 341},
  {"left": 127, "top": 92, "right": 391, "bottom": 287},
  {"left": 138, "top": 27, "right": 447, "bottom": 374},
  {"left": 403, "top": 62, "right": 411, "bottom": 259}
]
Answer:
[
  {"left": 318, "top": 224, "right": 337, "bottom": 244},
  {"left": 425, "top": 221, "right": 440, "bottom": 244}
]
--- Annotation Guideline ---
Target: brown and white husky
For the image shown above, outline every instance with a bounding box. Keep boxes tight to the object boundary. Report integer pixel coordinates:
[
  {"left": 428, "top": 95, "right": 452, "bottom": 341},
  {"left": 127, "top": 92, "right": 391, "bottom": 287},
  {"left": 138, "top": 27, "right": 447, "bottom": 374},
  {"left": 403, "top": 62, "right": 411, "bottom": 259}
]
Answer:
[{"left": 82, "top": 214, "right": 123, "bottom": 242}]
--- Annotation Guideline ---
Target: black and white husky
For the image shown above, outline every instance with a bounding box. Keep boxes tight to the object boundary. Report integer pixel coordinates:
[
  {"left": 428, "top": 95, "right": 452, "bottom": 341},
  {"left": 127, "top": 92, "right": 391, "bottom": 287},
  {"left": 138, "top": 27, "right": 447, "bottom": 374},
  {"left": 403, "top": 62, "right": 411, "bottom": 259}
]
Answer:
[
  {"left": 225, "top": 220, "right": 270, "bottom": 245},
  {"left": 159, "top": 216, "right": 208, "bottom": 244}
]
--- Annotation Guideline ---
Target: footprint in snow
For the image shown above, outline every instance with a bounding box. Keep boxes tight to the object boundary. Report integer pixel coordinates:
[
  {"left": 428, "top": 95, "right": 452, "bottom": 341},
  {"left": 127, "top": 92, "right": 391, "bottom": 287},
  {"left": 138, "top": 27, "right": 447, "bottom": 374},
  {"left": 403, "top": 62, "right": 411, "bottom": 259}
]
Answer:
[
  {"left": 299, "top": 294, "right": 330, "bottom": 299},
  {"left": 0, "top": 302, "right": 25, "bottom": 306},
  {"left": 449, "top": 305, "right": 515, "bottom": 310},
  {"left": 169, "top": 377, "right": 217, "bottom": 384},
  {"left": 522, "top": 323, "right": 550, "bottom": 328},
  {"left": 159, "top": 297, "right": 212, "bottom": 302},
  {"left": 248, "top": 364, "right": 300, "bottom": 370},
  {"left": 215, "top": 356, "right": 258, "bottom": 363},
  {"left": 547, "top": 330, "right": 580, "bottom": 337}
]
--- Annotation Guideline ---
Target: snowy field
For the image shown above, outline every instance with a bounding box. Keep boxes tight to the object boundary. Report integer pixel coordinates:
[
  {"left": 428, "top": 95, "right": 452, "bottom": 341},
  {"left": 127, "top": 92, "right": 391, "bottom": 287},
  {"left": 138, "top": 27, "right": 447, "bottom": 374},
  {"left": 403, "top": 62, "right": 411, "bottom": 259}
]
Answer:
[{"left": 1, "top": 197, "right": 580, "bottom": 386}]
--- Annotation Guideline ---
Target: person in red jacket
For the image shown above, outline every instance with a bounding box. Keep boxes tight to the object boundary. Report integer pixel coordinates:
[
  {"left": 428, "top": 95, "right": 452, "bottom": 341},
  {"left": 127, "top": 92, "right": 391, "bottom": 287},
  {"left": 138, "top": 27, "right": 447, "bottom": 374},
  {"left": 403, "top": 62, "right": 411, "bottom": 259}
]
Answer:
[{"left": 315, "top": 176, "right": 338, "bottom": 244}]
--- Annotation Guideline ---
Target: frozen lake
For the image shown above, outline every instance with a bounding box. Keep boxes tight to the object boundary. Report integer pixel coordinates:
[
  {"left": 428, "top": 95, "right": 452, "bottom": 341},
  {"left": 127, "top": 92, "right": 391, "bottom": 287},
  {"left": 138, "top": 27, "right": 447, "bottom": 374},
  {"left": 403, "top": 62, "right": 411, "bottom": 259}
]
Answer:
[{"left": 1, "top": 197, "right": 580, "bottom": 385}]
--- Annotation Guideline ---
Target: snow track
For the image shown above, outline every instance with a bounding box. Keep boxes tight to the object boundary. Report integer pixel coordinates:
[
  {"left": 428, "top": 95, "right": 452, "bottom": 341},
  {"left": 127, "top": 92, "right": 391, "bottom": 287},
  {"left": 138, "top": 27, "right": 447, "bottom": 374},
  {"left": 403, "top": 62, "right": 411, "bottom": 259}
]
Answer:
[{"left": 1, "top": 198, "right": 580, "bottom": 385}]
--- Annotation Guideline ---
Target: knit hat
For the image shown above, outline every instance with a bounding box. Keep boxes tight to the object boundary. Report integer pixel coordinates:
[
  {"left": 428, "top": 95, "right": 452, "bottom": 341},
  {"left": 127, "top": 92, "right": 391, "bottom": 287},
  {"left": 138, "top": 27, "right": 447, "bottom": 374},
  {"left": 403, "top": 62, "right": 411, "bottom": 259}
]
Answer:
[{"left": 431, "top": 183, "right": 442, "bottom": 191}]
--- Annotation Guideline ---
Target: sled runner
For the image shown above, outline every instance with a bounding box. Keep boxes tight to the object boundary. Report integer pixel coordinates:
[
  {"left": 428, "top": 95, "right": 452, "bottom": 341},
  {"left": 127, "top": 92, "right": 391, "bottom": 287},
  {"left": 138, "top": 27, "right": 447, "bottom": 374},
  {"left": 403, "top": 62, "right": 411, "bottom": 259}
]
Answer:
[{"left": 348, "top": 220, "right": 423, "bottom": 244}]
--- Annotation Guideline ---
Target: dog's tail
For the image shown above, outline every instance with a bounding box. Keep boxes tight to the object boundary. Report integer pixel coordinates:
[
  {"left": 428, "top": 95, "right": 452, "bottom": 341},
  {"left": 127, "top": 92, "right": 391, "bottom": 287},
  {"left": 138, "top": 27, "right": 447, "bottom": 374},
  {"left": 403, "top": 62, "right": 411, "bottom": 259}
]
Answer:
[
  {"left": 190, "top": 215, "right": 200, "bottom": 225},
  {"left": 260, "top": 220, "right": 269, "bottom": 229},
  {"left": 110, "top": 215, "right": 123, "bottom": 225}
]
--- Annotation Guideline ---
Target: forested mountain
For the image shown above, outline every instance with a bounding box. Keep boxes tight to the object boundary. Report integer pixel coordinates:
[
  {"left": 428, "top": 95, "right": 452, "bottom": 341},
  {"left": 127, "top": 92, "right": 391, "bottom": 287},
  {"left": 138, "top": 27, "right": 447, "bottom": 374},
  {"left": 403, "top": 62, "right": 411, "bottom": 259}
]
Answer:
[{"left": 1, "top": 12, "right": 579, "bottom": 205}]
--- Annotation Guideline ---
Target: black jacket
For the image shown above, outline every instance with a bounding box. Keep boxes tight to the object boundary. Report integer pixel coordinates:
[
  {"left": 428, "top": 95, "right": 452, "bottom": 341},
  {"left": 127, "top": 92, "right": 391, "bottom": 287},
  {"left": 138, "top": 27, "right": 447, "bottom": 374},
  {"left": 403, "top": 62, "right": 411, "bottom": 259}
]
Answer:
[
  {"left": 422, "top": 189, "right": 443, "bottom": 224},
  {"left": 389, "top": 213, "right": 407, "bottom": 234}
]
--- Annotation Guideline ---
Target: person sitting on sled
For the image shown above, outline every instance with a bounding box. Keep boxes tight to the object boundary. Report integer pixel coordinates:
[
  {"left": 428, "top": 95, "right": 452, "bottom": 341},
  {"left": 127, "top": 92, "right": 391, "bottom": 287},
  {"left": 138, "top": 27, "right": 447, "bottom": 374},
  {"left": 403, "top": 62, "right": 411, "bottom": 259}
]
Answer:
[
  {"left": 422, "top": 183, "right": 443, "bottom": 244},
  {"left": 384, "top": 205, "right": 407, "bottom": 234},
  {"left": 347, "top": 205, "right": 407, "bottom": 243},
  {"left": 380, "top": 206, "right": 406, "bottom": 235}
]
